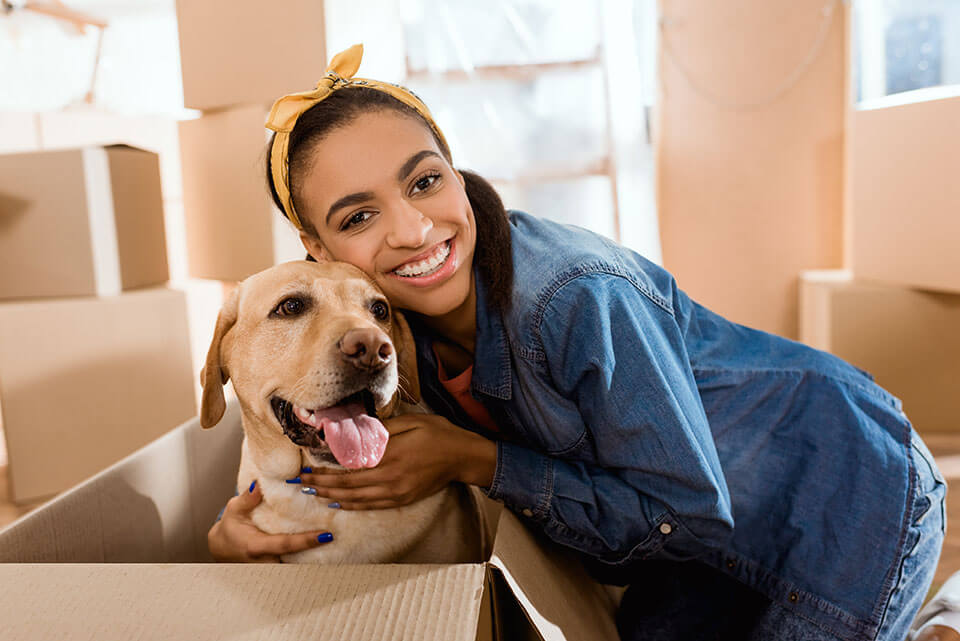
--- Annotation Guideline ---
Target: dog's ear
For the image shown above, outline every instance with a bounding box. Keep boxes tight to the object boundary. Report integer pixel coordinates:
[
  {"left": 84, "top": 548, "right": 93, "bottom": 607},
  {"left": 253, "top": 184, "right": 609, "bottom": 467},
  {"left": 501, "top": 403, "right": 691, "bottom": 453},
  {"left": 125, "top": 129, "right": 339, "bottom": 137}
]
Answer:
[
  {"left": 391, "top": 309, "right": 421, "bottom": 405},
  {"left": 200, "top": 286, "right": 240, "bottom": 429}
]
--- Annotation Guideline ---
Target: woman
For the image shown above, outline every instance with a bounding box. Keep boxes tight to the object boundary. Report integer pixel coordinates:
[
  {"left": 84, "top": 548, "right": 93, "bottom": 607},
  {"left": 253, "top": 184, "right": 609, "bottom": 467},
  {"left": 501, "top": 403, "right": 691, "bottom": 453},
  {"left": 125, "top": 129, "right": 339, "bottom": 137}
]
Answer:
[{"left": 209, "top": 45, "right": 946, "bottom": 641}]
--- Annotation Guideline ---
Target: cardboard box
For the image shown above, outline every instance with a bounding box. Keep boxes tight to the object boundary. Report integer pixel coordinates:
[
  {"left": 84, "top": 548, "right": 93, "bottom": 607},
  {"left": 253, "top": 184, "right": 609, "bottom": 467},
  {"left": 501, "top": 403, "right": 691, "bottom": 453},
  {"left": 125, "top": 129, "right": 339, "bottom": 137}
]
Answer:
[
  {"left": 0, "top": 401, "right": 619, "bottom": 640},
  {"left": 0, "top": 145, "right": 169, "bottom": 300},
  {"left": 179, "top": 105, "right": 304, "bottom": 282},
  {"left": 0, "top": 287, "right": 197, "bottom": 503},
  {"left": 849, "top": 94, "right": 960, "bottom": 294},
  {"left": 175, "top": 0, "right": 327, "bottom": 111},
  {"left": 799, "top": 270, "right": 960, "bottom": 433}
]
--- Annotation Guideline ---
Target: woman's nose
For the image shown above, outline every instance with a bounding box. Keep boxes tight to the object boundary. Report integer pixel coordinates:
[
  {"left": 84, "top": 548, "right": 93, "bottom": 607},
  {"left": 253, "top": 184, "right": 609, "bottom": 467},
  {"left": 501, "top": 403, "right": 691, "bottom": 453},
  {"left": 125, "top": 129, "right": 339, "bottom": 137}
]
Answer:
[{"left": 385, "top": 201, "right": 432, "bottom": 248}]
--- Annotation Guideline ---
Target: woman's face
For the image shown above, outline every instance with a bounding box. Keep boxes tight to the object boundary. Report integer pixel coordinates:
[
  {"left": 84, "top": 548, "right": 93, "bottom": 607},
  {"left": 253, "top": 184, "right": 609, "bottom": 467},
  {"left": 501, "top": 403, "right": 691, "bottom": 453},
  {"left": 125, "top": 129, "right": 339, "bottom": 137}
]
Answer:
[{"left": 295, "top": 110, "right": 477, "bottom": 319}]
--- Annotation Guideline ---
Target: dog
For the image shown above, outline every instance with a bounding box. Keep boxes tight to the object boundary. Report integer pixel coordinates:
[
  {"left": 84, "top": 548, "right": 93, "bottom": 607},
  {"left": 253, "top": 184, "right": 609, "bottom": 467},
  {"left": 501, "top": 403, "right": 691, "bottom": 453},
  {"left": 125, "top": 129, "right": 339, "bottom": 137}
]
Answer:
[{"left": 199, "top": 260, "right": 484, "bottom": 564}]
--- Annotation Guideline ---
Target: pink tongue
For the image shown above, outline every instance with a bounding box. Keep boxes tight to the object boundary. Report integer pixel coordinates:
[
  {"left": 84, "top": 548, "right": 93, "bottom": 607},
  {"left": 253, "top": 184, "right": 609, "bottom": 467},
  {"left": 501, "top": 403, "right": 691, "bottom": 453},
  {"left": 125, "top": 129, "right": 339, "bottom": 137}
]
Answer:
[{"left": 315, "top": 402, "right": 389, "bottom": 469}]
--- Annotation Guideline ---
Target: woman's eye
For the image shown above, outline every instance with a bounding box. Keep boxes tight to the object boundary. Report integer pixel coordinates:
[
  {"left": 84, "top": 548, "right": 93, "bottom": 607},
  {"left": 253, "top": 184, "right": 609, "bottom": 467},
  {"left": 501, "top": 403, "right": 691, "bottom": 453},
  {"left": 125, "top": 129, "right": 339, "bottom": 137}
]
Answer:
[
  {"left": 342, "top": 210, "right": 373, "bottom": 231},
  {"left": 411, "top": 173, "right": 440, "bottom": 195},
  {"left": 274, "top": 297, "right": 304, "bottom": 316},
  {"left": 370, "top": 300, "right": 389, "bottom": 321}
]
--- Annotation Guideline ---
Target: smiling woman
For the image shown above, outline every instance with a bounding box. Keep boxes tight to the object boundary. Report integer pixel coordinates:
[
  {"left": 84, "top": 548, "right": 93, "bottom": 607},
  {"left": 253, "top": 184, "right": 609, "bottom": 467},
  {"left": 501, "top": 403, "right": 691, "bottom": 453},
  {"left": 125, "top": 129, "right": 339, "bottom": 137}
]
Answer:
[{"left": 204, "top": 43, "right": 948, "bottom": 641}]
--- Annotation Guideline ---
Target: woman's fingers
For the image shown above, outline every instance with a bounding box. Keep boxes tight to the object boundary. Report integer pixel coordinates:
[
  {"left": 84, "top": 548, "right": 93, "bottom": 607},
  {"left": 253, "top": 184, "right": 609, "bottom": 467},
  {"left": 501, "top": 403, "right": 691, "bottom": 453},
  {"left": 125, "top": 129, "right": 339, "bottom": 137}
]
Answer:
[
  {"left": 227, "top": 480, "right": 265, "bottom": 514},
  {"left": 245, "top": 530, "right": 334, "bottom": 559},
  {"left": 300, "top": 470, "right": 388, "bottom": 489},
  {"left": 208, "top": 479, "right": 336, "bottom": 562}
]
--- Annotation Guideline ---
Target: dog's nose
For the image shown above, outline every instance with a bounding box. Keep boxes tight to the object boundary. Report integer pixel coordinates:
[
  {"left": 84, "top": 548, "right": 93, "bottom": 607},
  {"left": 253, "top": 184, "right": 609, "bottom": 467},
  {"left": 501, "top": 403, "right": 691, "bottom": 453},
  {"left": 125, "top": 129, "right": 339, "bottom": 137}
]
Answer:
[{"left": 338, "top": 328, "right": 393, "bottom": 371}]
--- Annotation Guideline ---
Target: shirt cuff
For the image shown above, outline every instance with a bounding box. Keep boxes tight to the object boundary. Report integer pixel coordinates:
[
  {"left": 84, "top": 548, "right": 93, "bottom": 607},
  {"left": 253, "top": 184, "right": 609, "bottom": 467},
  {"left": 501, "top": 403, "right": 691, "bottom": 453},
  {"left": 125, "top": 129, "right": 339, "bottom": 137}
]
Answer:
[{"left": 485, "top": 441, "right": 554, "bottom": 520}]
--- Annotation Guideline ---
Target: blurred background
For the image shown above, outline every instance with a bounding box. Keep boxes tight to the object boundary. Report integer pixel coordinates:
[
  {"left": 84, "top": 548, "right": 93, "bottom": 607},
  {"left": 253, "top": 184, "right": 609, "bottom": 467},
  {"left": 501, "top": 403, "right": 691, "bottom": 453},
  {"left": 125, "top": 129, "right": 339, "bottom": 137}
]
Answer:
[{"left": 0, "top": 0, "right": 958, "bottom": 578}]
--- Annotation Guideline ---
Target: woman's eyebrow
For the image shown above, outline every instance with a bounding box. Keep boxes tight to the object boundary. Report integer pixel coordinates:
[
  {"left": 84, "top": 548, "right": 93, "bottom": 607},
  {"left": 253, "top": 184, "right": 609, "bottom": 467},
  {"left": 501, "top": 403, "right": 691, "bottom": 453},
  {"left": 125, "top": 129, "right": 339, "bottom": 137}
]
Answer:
[
  {"left": 326, "top": 191, "right": 375, "bottom": 225},
  {"left": 396, "top": 150, "right": 441, "bottom": 182}
]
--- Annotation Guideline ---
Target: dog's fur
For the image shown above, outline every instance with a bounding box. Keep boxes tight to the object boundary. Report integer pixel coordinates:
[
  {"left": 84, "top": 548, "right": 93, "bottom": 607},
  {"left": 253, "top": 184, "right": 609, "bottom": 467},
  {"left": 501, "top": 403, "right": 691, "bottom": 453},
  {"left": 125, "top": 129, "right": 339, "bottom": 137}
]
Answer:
[{"left": 200, "top": 260, "right": 482, "bottom": 564}]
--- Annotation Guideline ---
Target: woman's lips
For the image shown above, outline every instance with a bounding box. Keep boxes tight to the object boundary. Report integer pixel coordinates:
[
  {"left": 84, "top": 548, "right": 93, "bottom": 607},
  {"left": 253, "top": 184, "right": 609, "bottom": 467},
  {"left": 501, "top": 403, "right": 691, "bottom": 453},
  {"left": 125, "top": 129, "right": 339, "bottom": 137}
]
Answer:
[{"left": 386, "top": 238, "right": 457, "bottom": 287}]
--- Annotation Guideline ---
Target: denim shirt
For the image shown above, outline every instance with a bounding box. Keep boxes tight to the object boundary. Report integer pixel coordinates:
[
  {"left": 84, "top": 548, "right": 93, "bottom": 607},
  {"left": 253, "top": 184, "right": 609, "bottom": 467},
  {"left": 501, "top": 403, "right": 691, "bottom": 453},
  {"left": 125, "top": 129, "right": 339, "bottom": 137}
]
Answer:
[{"left": 409, "top": 211, "right": 918, "bottom": 640}]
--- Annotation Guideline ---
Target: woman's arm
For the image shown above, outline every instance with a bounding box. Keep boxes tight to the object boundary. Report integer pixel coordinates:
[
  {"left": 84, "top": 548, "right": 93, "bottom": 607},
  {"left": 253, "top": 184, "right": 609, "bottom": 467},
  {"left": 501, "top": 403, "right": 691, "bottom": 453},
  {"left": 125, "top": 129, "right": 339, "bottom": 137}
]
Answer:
[{"left": 486, "top": 271, "right": 733, "bottom": 566}]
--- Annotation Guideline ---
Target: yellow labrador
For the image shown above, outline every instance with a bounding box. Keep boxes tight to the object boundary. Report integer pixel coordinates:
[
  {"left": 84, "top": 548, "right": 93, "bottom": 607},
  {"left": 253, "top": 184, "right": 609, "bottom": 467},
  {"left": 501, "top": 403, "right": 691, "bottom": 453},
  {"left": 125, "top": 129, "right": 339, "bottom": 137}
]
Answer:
[{"left": 200, "top": 260, "right": 482, "bottom": 564}]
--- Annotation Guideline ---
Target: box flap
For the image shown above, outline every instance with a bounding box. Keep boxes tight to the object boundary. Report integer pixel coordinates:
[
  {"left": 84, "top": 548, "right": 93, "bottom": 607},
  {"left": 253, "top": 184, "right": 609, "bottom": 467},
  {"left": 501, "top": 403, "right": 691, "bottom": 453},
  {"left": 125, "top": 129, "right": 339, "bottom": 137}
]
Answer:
[
  {"left": 488, "top": 510, "right": 619, "bottom": 641},
  {"left": 0, "top": 563, "right": 487, "bottom": 641}
]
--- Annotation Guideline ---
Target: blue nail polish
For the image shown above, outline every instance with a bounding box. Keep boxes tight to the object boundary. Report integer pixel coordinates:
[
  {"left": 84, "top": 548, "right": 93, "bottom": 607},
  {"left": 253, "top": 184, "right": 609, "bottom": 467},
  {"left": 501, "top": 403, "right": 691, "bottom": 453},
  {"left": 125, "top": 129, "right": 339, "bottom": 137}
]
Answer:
[
  {"left": 317, "top": 532, "right": 334, "bottom": 543},
  {"left": 301, "top": 466, "right": 312, "bottom": 473},
  {"left": 301, "top": 487, "right": 317, "bottom": 495},
  {"left": 285, "top": 477, "right": 302, "bottom": 484},
  {"left": 328, "top": 502, "right": 341, "bottom": 509},
  {"left": 248, "top": 480, "right": 257, "bottom": 493}
]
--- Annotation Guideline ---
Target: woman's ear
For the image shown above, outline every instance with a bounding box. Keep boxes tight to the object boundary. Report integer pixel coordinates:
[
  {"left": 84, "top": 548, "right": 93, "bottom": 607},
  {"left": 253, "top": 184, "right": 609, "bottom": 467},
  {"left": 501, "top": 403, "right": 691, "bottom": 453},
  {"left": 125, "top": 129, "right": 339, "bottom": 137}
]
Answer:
[{"left": 299, "top": 232, "right": 331, "bottom": 263}]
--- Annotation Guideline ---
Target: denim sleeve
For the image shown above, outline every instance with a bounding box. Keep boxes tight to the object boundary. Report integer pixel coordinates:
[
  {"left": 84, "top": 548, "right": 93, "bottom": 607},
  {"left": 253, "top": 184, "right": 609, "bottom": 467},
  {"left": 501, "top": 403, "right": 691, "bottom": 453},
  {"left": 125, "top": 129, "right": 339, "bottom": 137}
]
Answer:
[{"left": 486, "top": 272, "right": 734, "bottom": 565}]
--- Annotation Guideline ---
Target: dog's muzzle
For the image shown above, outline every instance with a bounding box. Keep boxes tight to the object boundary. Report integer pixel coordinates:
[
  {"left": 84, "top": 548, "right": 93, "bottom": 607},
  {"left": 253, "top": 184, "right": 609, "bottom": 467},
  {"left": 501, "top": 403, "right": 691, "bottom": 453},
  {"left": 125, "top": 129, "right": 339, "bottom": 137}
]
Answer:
[{"left": 270, "top": 389, "right": 388, "bottom": 469}]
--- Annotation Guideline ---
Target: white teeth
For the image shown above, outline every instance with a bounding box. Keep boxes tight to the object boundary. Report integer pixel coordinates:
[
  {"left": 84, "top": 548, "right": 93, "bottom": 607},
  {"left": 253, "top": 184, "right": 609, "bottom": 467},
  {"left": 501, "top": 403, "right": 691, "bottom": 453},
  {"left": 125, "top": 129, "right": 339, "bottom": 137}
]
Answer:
[
  {"left": 394, "top": 242, "right": 450, "bottom": 277},
  {"left": 294, "top": 405, "right": 314, "bottom": 424}
]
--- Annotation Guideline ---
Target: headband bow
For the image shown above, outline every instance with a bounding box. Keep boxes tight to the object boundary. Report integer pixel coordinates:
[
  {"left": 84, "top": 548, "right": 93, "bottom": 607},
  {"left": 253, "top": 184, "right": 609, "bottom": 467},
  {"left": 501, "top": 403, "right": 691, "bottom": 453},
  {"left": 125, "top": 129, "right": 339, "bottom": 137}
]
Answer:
[{"left": 266, "top": 44, "right": 449, "bottom": 230}]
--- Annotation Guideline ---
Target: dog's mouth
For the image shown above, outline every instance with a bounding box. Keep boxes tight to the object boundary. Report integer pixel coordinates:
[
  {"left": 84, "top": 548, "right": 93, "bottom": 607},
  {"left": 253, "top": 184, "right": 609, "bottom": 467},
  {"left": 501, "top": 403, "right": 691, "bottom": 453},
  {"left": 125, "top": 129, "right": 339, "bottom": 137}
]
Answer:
[{"left": 270, "top": 389, "right": 388, "bottom": 469}]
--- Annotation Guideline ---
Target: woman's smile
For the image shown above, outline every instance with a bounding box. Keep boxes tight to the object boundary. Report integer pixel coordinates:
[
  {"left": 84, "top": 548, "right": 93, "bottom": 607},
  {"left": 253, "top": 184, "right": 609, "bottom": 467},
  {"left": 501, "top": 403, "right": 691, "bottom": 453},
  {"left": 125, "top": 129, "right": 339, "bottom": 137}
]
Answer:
[{"left": 388, "top": 238, "right": 457, "bottom": 286}]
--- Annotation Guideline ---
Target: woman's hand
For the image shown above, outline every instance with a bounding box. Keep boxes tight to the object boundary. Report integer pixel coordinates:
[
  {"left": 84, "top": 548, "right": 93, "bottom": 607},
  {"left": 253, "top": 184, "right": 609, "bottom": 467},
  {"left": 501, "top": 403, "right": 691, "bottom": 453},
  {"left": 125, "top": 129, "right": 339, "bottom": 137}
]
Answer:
[
  {"left": 297, "top": 414, "right": 497, "bottom": 510},
  {"left": 207, "top": 481, "right": 334, "bottom": 562}
]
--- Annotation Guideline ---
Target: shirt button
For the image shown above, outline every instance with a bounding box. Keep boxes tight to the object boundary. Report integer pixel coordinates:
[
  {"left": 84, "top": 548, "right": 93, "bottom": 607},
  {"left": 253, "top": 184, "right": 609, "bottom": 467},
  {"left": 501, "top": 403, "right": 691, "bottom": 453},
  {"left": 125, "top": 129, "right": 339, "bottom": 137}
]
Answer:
[
  {"left": 522, "top": 508, "right": 534, "bottom": 518},
  {"left": 659, "top": 523, "right": 673, "bottom": 535}
]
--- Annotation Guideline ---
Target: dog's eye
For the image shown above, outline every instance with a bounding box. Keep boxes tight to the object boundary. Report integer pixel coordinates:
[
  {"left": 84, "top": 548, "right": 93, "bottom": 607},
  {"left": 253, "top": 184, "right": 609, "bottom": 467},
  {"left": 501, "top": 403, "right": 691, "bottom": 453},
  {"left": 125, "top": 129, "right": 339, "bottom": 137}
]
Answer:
[
  {"left": 370, "top": 300, "right": 389, "bottom": 321},
  {"left": 274, "top": 297, "right": 305, "bottom": 317}
]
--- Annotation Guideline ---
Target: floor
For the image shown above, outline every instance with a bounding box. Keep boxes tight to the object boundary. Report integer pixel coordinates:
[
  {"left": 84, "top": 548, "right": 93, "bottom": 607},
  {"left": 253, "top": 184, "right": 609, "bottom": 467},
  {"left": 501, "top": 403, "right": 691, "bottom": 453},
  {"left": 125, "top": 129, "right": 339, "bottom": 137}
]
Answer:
[{"left": 2, "top": 435, "right": 960, "bottom": 591}]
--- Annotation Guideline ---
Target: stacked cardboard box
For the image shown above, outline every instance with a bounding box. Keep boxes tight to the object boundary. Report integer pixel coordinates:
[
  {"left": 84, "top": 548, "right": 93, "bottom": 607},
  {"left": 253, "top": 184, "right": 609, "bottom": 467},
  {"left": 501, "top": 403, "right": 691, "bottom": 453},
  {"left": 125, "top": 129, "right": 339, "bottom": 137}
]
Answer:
[
  {"left": 0, "top": 142, "right": 197, "bottom": 503},
  {"left": 175, "top": 0, "right": 326, "bottom": 282},
  {"left": 800, "top": 270, "right": 960, "bottom": 433},
  {"left": 0, "top": 403, "right": 621, "bottom": 640},
  {"left": 799, "top": 95, "right": 960, "bottom": 434}
]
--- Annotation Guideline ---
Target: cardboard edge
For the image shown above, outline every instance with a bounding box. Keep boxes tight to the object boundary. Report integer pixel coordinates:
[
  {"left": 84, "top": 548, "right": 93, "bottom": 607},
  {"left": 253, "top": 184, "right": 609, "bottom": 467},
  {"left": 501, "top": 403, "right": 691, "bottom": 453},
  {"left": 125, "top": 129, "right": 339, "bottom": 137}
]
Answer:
[
  {"left": 487, "top": 510, "right": 619, "bottom": 641},
  {"left": 81, "top": 147, "right": 122, "bottom": 296}
]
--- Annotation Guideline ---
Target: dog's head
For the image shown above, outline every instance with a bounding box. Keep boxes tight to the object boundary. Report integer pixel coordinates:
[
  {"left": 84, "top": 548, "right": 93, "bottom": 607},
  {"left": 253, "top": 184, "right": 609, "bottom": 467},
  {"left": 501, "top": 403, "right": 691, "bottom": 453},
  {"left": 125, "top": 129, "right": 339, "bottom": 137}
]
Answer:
[{"left": 199, "top": 260, "right": 420, "bottom": 470}]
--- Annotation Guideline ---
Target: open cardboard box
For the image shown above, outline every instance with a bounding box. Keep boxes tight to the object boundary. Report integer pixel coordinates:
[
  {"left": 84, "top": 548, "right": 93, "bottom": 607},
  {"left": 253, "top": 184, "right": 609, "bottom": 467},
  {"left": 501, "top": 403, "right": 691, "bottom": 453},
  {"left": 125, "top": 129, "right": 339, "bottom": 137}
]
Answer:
[{"left": 0, "top": 401, "right": 620, "bottom": 640}]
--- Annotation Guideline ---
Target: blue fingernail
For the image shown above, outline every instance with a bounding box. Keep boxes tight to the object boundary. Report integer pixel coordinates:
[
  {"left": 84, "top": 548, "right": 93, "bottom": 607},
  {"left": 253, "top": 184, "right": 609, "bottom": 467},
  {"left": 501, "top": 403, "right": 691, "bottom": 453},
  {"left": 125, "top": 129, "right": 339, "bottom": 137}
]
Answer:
[
  {"left": 328, "top": 502, "right": 341, "bottom": 509},
  {"left": 317, "top": 532, "right": 334, "bottom": 543},
  {"left": 301, "top": 466, "right": 312, "bottom": 473},
  {"left": 285, "top": 477, "right": 302, "bottom": 484},
  {"left": 248, "top": 480, "right": 257, "bottom": 493},
  {"left": 301, "top": 487, "right": 317, "bottom": 495}
]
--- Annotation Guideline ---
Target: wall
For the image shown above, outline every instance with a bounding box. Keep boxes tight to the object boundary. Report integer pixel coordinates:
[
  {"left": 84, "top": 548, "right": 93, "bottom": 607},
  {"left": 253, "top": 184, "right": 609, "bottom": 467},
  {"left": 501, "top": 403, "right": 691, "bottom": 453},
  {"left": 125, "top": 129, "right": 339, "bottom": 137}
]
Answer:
[{"left": 656, "top": 0, "right": 846, "bottom": 339}]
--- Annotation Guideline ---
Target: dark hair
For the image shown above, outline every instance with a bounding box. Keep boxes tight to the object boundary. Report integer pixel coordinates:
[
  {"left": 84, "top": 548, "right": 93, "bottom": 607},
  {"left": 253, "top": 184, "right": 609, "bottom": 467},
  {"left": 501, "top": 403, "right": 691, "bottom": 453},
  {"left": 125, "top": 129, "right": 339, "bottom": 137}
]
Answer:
[{"left": 265, "top": 86, "right": 513, "bottom": 312}]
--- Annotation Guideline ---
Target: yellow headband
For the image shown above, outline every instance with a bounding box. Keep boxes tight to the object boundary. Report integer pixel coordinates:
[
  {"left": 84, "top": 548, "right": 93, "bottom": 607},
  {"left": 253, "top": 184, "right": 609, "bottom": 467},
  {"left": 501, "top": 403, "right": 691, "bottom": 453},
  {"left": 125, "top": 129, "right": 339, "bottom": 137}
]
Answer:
[{"left": 265, "top": 43, "right": 450, "bottom": 231}]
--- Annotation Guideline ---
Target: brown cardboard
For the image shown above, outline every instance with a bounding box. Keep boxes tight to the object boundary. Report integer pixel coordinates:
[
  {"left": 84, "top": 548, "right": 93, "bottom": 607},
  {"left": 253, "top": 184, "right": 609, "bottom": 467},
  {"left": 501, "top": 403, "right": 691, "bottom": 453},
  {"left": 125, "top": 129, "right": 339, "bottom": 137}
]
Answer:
[
  {"left": 657, "top": 0, "right": 846, "bottom": 340},
  {"left": 174, "top": 0, "right": 327, "bottom": 111},
  {"left": 849, "top": 95, "right": 960, "bottom": 294},
  {"left": 0, "top": 402, "right": 618, "bottom": 639},
  {"left": 0, "top": 287, "right": 196, "bottom": 503},
  {"left": 799, "top": 270, "right": 960, "bottom": 433},
  {"left": 179, "top": 105, "right": 304, "bottom": 282},
  {"left": 0, "top": 145, "right": 169, "bottom": 300}
]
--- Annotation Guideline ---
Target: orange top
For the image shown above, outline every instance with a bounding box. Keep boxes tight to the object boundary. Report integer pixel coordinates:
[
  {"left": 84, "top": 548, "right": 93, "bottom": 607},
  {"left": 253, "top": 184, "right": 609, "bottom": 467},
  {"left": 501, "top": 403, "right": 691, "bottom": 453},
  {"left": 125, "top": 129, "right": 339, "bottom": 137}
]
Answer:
[{"left": 433, "top": 346, "right": 499, "bottom": 433}]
